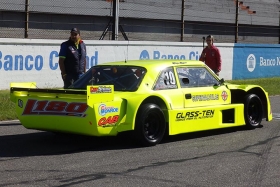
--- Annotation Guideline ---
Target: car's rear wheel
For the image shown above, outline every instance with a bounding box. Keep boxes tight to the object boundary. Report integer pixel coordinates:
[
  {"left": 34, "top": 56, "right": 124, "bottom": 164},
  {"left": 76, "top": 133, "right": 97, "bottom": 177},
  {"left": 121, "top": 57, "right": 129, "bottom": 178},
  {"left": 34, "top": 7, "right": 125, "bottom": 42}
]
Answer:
[
  {"left": 134, "top": 103, "right": 166, "bottom": 146},
  {"left": 244, "top": 94, "right": 263, "bottom": 129}
]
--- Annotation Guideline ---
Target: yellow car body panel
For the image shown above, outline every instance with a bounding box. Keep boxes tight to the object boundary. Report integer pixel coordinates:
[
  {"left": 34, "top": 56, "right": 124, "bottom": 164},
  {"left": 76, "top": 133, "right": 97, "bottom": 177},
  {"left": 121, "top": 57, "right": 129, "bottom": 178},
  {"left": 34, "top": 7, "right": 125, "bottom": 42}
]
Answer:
[{"left": 168, "top": 104, "right": 245, "bottom": 135}]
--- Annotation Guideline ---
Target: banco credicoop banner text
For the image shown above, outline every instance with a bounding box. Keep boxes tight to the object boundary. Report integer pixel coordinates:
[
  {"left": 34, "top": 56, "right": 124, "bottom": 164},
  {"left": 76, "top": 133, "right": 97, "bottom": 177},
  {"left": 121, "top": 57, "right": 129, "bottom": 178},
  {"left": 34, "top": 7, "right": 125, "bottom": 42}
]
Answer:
[{"left": 233, "top": 44, "right": 280, "bottom": 79}]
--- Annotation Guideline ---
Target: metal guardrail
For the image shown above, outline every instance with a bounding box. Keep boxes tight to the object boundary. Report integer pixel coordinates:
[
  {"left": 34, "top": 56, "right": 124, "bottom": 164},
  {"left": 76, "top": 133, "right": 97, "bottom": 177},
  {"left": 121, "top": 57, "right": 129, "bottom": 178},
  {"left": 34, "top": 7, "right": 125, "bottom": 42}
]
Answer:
[{"left": 0, "top": 0, "right": 279, "bottom": 43}]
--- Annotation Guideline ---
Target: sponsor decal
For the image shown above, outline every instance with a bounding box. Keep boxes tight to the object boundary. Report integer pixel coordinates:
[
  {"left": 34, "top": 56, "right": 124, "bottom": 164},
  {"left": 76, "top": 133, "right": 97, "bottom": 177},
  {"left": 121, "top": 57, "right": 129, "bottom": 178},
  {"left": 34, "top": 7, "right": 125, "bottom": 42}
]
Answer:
[
  {"left": 90, "top": 86, "right": 112, "bottom": 93},
  {"left": 22, "top": 99, "right": 88, "bottom": 117},
  {"left": 176, "top": 110, "right": 214, "bottom": 121},
  {"left": 221, "top": 91, "right": 228, "bottom": 101},
  {"left": 192, "top": 94, "right": 219, "bottom": 102},
  {"left": 172, "top": 62, "right": 187, "bottom": 64},
  {"left": 247, "top": 54, "right": 256, "bottom": 72},
  {"left": 98, "top": 104, "right": 118, "bottom": 116},
  {"left": 98, "top": 115, "right": 119, "bottom": 126}
]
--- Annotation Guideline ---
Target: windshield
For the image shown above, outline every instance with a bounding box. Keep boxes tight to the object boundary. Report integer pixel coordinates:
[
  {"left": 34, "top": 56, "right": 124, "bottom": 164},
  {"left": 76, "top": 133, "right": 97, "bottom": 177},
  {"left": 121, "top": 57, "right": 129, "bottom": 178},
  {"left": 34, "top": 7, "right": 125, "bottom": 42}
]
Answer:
[{"left": 69, "top": 65, "right": 146, "bottom": 91}]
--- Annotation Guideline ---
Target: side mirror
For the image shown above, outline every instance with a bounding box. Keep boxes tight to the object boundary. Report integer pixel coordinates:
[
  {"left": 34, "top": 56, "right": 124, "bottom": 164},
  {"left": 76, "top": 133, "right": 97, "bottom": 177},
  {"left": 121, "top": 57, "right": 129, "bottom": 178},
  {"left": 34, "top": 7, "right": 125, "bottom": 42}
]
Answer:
[{"left": 214, "top": 78, "right": 225, "bottom": 87}]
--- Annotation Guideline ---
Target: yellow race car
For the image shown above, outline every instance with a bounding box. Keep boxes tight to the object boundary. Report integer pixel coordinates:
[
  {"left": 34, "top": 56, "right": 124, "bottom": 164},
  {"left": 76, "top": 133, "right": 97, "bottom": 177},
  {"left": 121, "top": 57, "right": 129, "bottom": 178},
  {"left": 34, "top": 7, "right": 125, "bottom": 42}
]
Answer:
[{"left": 10, "top": 60, "right": 272, "bottom": 146}]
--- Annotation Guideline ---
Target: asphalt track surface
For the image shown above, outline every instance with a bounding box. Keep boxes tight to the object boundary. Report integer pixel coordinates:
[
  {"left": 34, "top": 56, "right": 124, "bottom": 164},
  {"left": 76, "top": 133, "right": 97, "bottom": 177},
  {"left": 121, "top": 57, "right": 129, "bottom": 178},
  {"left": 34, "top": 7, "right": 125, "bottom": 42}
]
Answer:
[{"left": 1, "top": 96, "right": 280, "bottom": 187}]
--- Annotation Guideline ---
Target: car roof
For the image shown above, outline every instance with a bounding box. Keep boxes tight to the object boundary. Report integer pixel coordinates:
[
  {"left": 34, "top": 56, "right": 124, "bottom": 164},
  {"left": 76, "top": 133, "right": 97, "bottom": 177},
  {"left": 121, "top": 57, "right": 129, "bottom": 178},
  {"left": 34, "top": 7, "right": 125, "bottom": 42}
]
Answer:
[{"left": 96, "top": 59, "right": 206, "bottom": 69}]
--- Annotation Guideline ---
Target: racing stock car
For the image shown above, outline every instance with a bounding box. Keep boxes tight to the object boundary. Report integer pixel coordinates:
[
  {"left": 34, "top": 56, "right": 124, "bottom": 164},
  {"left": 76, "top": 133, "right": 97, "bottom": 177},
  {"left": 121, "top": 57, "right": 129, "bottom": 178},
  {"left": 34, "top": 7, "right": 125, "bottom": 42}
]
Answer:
[{"left": 10, "top": 60, "right": 272, "bottom": 146}]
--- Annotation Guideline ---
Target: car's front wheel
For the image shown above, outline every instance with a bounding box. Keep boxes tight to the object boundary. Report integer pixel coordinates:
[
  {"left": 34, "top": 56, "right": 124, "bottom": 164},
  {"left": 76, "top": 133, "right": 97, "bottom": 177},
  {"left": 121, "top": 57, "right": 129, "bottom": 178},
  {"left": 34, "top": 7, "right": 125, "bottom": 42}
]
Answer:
[
  {"left": 134, "top": 103, "right": 166, "bottom": 146},
  {"left": 244, "top": 94, "right": 263, "bottom": 129}
]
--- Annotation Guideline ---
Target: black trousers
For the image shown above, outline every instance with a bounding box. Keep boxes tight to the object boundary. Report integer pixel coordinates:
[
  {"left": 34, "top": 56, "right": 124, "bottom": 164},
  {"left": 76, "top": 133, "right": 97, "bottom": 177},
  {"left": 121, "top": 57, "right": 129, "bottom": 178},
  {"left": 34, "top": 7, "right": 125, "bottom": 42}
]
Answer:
[{"left": 63, "top": 74, "right": 79, "bottom": 89}]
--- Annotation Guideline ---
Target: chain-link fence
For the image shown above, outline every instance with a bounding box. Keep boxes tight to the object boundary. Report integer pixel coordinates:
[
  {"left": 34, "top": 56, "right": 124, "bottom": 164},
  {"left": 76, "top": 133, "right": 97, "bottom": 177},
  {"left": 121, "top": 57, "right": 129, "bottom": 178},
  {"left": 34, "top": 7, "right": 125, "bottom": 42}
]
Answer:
[{"left": 0, "top": 0, "right": 279, "bottom": 43}]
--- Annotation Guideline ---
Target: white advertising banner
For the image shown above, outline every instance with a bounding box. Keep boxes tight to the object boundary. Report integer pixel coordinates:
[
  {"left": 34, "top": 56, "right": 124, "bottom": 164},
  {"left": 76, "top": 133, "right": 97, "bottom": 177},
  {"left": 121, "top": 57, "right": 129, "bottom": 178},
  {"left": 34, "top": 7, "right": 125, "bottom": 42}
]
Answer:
[{"left": 0, "top": 39, "right": 234, "bottom": 90}]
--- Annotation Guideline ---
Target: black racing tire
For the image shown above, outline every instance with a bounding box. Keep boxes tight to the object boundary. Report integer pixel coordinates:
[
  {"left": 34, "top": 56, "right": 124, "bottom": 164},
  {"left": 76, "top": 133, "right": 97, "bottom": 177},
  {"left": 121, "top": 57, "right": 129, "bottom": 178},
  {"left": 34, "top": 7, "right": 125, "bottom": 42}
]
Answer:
[
  {"left": 244, "top": 94, "right": 263, "bottom": 129},
  {"left": 134, "top": 103, "right": 166, "bottom": 146}
]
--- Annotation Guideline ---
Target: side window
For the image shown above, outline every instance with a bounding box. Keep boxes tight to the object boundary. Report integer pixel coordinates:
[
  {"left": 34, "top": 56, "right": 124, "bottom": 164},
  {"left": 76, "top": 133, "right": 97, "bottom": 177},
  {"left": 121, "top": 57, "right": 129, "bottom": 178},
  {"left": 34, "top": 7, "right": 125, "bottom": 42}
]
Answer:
[
  {"left": 153, "top": 67, "right": 177, "bottom": 90},
  {"left": 176, "top": 67, "right": 219, "bottom": 88}
]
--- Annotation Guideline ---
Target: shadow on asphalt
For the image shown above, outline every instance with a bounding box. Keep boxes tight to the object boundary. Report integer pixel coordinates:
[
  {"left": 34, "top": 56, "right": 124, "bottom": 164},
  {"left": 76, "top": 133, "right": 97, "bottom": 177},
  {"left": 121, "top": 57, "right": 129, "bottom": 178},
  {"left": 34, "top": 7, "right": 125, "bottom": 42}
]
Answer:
[
  {"left": 0, "top": 125, "right": 261, "bottom": 158},
  {"left": 163, "top": 125, "right": 263, "bottom": 143}
]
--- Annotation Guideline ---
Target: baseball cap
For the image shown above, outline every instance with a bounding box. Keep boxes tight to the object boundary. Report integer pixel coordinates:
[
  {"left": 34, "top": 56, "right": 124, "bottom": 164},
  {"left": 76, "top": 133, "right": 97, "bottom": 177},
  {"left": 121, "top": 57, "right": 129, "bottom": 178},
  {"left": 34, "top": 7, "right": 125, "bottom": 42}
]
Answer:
[{"left": 70, "top": 28, "right": 80, "bottom": 35}]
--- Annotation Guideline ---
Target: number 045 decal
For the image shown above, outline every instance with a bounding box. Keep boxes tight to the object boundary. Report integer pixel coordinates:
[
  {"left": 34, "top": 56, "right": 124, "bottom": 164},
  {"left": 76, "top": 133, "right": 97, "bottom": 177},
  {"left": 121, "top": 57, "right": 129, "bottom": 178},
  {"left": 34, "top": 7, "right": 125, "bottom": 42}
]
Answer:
[{"left": 22, "top": 99, "right": 88, "bottom": 117}]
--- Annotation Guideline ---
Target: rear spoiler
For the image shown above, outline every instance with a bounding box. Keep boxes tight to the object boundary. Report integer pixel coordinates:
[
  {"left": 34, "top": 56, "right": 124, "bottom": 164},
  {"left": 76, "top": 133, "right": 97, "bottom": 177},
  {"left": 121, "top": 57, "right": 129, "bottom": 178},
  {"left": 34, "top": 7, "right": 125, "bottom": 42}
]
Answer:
[
  {"left": 10, "top": 82, "right": 37, "bottom": 89},
  {"left": 10, "top": 83, "right": 114, "bottom": 106},
  {"left": 10, "top": 82, "right": 86, "bottom": 94},
  {"left": 10, "top": 82, "right": 86, "bottom": 103}
]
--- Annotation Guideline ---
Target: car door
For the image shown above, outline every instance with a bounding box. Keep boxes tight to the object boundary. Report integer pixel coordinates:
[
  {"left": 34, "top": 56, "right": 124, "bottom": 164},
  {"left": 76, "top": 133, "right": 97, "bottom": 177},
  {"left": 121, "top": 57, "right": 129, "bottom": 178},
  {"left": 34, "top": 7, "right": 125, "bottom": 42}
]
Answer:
[
  {"left": 171, "top": 66, "right": 232, "bottom": 133},
  {"left": 176, "top": 67, "right": 231, "bottom": 107}
]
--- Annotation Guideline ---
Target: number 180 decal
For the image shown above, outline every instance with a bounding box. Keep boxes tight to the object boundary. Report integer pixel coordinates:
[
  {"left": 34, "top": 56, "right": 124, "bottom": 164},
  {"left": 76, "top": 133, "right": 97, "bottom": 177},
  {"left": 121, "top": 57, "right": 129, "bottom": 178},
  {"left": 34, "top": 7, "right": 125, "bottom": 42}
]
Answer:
[{"left": 22, "top": 99, "right": 88, "bottom": 117}]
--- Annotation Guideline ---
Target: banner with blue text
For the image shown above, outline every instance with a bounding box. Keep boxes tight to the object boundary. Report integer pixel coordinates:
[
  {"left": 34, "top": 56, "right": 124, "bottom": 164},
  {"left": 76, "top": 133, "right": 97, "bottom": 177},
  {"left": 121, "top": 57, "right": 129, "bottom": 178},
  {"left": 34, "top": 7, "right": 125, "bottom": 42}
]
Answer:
[{"left": 233, "top": 44, "right": 280, "bottom": 79}]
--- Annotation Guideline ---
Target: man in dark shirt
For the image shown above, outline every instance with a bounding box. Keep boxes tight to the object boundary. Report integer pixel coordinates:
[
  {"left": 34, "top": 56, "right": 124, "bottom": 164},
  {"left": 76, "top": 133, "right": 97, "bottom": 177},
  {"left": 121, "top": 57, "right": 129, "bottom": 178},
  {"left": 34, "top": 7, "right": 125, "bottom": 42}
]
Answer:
[
  {"left": 199, "top": 35, "right": 222, "bottom": 76},
  {"left": 59, "top": 28, "right": 87, "bottom": 88}
]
